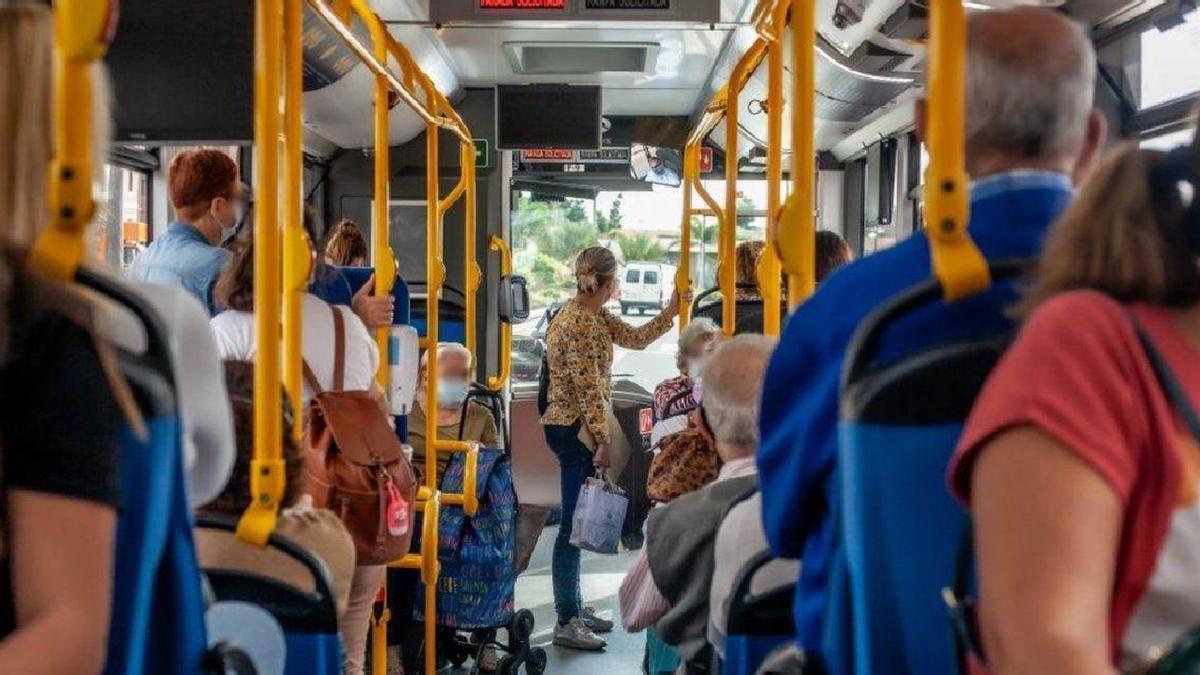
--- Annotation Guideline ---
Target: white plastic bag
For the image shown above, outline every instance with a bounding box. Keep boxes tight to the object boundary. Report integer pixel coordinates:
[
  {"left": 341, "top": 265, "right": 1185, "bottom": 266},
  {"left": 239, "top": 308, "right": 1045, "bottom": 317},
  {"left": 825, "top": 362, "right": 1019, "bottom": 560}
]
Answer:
[{"left": 570, "top": 473, "right": 629, "bottom": 554}]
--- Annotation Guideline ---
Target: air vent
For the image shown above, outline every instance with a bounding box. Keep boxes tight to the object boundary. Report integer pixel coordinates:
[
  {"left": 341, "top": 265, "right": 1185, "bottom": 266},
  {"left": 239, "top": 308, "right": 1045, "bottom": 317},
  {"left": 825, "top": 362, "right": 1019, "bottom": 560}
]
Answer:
[{"left": 503, "top": 42, "right": 660, "bottom": 75}]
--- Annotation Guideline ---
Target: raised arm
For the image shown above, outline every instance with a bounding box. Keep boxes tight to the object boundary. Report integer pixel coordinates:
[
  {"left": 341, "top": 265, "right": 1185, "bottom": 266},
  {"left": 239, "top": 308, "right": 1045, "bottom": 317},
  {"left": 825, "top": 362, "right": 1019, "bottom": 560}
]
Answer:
[{"left": 601, "top": 292, "right": 678, "bottom": 350}]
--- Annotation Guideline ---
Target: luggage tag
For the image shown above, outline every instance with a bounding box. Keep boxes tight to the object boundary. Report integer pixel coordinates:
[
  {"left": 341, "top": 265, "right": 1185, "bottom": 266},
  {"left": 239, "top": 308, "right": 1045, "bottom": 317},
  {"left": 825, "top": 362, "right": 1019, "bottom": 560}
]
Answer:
[{"left": 386, "top": 481, "right": 409, "bottom": 536}]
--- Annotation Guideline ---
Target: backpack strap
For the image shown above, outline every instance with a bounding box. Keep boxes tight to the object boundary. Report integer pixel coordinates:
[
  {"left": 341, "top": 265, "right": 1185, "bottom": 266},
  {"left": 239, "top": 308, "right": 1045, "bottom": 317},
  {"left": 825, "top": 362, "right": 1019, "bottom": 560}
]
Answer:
[
  {"left": 302, "top": 359, "right": 323, "bottom": 396},
  {"left": 1130, "top": 313, "right": 1200, "bottom": 443},
  {"left": 331, "top": 304, "right": 346, "bottom": 392}
]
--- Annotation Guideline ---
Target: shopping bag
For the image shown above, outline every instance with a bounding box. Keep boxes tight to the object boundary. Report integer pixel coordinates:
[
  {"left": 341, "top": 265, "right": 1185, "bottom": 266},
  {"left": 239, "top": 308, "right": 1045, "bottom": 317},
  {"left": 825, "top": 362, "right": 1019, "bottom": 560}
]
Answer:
[{"left": 569, "top": 472, "right": 629, "bottom": 554}]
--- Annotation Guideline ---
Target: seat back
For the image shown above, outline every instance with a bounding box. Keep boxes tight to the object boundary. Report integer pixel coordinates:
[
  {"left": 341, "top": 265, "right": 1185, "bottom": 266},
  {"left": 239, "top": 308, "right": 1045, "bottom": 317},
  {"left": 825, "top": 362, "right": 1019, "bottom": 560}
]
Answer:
[
  {"left": 196, "top": 515, "right": 342, "bottom": 675},
  {"left": 335, "top": 266, "right": 412, "bottom": 327},
  {"left": 691, "top": 284, "right": 786, "bottom": 336},
  {"left": 723, "top": 552, "right": 796, "bottom": 675},
  {"left": 832, "top": 261, "right": 1025, "bottom": 675}
]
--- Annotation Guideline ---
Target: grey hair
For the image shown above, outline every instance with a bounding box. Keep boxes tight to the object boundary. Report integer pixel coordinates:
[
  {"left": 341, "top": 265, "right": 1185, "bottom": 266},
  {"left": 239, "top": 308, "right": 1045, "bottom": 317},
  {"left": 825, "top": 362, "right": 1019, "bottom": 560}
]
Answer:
[
  {"left": 679, "top": 317, "right": 720, "bottom": 354},
  {"left": 700, "top": 334, "right": 775, "bottom": 449},
  {"left": 420, "top": 342, "right": 473, "bottom": 371},
  {"left": 964, "top": 8, "right": 1096, "bottom": 159}
]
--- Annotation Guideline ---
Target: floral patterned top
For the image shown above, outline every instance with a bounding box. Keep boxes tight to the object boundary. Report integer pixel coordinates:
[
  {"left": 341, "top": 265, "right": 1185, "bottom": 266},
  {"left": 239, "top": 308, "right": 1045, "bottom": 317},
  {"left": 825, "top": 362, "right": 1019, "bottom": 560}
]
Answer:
[{"left": 542, "top": 298, "right": 675, "bottom": 444}]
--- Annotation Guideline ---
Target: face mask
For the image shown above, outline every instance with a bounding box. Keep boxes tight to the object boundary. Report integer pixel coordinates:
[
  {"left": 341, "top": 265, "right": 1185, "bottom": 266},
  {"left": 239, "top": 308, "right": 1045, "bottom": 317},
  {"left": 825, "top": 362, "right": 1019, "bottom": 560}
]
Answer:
[
  {"left": 217, "top": 200, "right": 242, "bottom": 243},
  {"left": 691, "top": 377, "right": 703, "bottom": 404},
  {"left": 437, "top": 379, "right": 469, "bottom": 408}
]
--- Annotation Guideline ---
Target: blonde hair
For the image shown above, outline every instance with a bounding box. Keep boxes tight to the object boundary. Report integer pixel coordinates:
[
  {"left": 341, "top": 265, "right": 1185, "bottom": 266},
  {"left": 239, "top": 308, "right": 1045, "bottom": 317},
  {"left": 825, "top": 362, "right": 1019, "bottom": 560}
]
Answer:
[
  {"left": 419, "top": 342, "right": 473, "bottom": 372},
  {"left": 1019, "top": 140, "right": 1200, "bottom": 317},
  {"left": 575, "top": 246, "right": 617, "bottom": 295}
]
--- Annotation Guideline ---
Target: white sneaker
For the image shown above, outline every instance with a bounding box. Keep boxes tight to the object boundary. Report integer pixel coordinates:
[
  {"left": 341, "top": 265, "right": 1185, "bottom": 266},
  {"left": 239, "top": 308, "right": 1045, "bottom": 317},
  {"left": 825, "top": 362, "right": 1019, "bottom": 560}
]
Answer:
[
  {"left": 580, "top": 606, "right": 615, "bottom": 634},
  {"left": 552, "top": 617, "right": 607, "bottom": 651}
]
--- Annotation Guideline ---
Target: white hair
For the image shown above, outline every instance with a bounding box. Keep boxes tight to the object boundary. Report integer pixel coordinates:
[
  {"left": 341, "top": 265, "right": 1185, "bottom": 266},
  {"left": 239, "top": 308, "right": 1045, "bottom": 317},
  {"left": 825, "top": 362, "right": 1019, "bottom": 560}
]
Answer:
[
  {"left": 965, "top": 9, "right": 1096, "bottom": 159},
  {"left": 420, "top": 342, "right": 473, "bottom": 371},
  {"left": 700, "top": 334, "right": 775, "bottom": 450},
  {"left": 679, "top": 317, "right": 719, "bottom": 354}
]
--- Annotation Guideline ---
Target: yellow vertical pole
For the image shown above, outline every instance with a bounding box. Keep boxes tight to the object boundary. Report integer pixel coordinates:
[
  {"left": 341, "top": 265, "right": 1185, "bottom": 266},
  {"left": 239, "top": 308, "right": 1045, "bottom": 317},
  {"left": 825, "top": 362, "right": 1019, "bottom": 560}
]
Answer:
[
  {"left": 423, "top": 92, "right": 441, "bottom": 675},
  {"left": 760, "top": 0, "right": 789, "bottom": 336},
  {"left": 282, "top": 0, "right": 307, "bottom": 439},
  {"left": 239, "top": 0, "right": 284, "bottom": 546},
  {"left": 925, "top": 0, "right": 989, "bottom": 299},
  {"left": 721, "top": 92, "right": 740, "bottom": 336},
  {"left": 676, "top": 145, "right": 696, "bottom": 331},
  {"left": 487, "top": 236, "right": 512, "bottom": 391},
  {"left": 367, "top": 17, "right": 396, "bottom": 387},
  {"left": 781, "top": 0, "right": 817, "bottom": 308},
  {"left": 464, "top": 143, "right": 481, "bottom": 359}
]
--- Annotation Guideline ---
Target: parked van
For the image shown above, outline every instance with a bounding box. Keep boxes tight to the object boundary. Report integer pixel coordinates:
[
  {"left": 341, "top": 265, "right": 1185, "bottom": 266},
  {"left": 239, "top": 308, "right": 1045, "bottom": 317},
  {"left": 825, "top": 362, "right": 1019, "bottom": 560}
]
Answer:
[{"left": 620, "top": 261, "right": 676, "bottom": 315}]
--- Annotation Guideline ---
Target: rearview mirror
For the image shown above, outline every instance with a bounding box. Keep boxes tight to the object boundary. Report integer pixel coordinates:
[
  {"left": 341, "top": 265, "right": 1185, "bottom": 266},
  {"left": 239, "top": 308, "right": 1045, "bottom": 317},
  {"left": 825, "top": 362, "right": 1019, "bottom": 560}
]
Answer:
[
  {"left": 499, "top": 274, "right": 530, "bottom": 324},
  {"left": 630, "top": 143, "right": 683, "bottom": 188}
]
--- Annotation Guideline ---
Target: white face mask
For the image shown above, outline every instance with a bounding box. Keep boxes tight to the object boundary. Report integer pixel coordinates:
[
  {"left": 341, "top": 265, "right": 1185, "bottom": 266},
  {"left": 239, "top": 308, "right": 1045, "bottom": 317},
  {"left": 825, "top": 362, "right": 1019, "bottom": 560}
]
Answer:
[{"left": 437, "top": 379, "right": 469, "bottom": 408}]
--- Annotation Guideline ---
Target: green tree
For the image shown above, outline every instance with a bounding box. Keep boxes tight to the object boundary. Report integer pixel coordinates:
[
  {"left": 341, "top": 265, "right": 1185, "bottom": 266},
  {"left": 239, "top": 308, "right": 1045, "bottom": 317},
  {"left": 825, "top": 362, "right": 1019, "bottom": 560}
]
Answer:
[
  {"left": 602, "top": 194, "right": 624, "bottom": 233},
  {"left": 618, "top": 232, "right": 666, "bottom": 262},
  {"left": 565, "top": 198, "right": 588, "bottom": 224},
  {"left": 736, "top": 196, "right": 758, "bottom": 229},
  {"left": 690, "top": 216, "right": 718, "bottom": 285}
]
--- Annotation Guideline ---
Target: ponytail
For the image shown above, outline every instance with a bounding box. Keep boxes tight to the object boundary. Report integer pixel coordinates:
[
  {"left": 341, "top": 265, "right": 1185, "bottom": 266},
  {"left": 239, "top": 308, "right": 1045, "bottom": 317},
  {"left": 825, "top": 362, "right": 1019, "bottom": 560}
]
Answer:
[{"left": 575, "top": 246, "right": 617, "bottom": 295}]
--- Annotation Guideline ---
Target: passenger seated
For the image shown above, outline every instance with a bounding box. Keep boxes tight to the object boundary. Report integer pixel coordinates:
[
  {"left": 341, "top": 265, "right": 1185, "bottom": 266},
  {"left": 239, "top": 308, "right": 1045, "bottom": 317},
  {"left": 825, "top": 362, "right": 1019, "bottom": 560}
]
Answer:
[
  {"left": 208, "top": 230, "right": 385, "bottom": 675},
  {"left": 949, "top": 133, "right": 1200, "bottom": 672},
  {"left": 652, "top": 316, "right": 718, "bottom": 426},
  {"left": 407, "top": 342, "right": 500, "bottom": 482},
  {"left": 195, "top": 361, "right": 355, "bottom": 618},
  {"left": 619, "top": 335, "right": 774, "bottom": 670},
  {"left": 707, "top": 493, "right": 800, "bottom": 660},
  {"left": 734, "top": 241, "right": 767, "bottom": 301},
  {"left": 0, "top": 9, "right": 133, "bottom": 671},
  {"left": 814, "top": 231, "right": 852, "bottom": 284},
  {"left": 755, "top": 8, "right": 1106, "bottom": 661},
  {"left": 323, "top": 219, "right": 369, "bottom": 267}
]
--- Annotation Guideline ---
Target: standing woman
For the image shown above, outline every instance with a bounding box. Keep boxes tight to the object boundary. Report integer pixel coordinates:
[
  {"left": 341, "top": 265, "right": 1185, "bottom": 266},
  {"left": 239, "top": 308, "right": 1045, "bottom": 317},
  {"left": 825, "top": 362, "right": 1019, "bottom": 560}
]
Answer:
[{"left": 541, "top": 246, "right": 681, "bottom": 651}]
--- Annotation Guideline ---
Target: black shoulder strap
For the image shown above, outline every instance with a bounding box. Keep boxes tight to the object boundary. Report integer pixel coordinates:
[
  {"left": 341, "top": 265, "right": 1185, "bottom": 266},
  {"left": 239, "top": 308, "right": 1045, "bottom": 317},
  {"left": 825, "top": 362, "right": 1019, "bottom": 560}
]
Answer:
[{"left": 1130, "top": 314, "right": 1200, "bottom": 443}]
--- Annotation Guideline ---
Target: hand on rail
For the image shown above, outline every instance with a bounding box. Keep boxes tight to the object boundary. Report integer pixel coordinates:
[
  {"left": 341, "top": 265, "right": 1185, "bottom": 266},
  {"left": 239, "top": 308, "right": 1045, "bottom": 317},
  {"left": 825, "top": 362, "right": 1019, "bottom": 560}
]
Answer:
[
  {"left": 664, "top": 289, "right": 689, "bottom": 318},
  {"left": 352, "top": 274, "right": 395, "bottom": 329},
  {"left": 593, "top": 442, "right": 612, "bottom": 470}
]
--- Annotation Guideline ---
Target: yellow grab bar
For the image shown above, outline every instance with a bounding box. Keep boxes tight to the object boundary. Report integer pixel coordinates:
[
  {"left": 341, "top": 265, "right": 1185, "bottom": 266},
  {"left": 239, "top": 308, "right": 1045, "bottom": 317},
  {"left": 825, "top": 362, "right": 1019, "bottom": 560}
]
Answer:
[
  {"left": 435, "top": 440, "right": 480, "bottom": 516},
  {"left": 676, "top": 145, "right": 697, "bottom": 331},
  {"left": 240, "top": 0, "right": 285, "bottom": 547},
  {"left": 487, "top": 235, "right": 512, "bottom": 391},
  {"left": 926, "top": 1, "right": 990, "bottom": 300},
  {"left": 779, "top": 0, "right": 817, "bottom": 308},
  {"left": 32, "top": 0, "right": 114, "bottom": 281},
  {"left": 282, "top": 0, "right": 310, "bottom": 438},
  {"left": 760, "top": 0, "right": 791, "bottom": 337},
  {"left": 465, "top": 147, "right": 481, "bottom": 358}
]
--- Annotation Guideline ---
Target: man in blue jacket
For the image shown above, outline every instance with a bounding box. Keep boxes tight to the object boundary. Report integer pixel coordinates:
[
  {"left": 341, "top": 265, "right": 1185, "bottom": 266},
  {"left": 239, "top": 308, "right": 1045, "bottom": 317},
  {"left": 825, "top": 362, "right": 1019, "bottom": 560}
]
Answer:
[{"left": 756, "top": 8, "right": 1107, "bottom": 663}]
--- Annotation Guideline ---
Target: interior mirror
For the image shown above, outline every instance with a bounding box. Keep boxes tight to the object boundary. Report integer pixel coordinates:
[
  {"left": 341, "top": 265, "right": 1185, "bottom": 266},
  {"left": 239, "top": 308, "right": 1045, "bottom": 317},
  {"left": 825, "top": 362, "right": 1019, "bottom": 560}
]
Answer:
[
  {"left": 630, "top": 143, "right": 683, "bottom": 188},
  {"left": 499, "top": 274, "right": 530, "bottom": 324}
]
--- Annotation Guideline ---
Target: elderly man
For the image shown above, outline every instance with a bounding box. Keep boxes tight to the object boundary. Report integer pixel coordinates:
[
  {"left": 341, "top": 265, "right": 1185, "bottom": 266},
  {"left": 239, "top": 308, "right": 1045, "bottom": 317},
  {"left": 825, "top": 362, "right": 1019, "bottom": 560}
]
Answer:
[
  {"left": 620, "top": 335, "right": 775, "bottom": 670},
  {"left": 756, "top": 7, "right": 1107, "bottom": 665}
]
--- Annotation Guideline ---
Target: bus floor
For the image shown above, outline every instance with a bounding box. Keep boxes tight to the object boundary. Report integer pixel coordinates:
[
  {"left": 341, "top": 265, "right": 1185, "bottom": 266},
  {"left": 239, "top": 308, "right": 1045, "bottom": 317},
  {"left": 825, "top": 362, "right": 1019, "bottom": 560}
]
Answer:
[{"left": 514, "top": 525, "right": 642, "bottom": 674}]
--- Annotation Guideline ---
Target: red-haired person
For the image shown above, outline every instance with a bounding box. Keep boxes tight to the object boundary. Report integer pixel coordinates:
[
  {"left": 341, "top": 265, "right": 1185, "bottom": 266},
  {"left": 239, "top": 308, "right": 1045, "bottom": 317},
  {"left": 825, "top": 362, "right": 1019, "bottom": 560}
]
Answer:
[{"left": 132, "top": 148, "right": 245, "bottom": 315}]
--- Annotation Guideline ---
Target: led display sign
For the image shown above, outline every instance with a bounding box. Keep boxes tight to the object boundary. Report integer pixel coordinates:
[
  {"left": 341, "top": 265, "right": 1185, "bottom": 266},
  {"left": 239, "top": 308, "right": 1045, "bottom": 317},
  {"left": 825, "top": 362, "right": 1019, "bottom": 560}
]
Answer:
[{"left": 479, "top": 0, "right": 566, "bottom": 8}]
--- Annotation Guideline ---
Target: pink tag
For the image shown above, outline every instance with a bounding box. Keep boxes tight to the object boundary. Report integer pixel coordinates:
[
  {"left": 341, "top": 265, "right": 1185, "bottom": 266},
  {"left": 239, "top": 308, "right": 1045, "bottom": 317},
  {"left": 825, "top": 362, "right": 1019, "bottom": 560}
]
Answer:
[{"left": 386, "top": 482, "right": 409, "bottom": 537}]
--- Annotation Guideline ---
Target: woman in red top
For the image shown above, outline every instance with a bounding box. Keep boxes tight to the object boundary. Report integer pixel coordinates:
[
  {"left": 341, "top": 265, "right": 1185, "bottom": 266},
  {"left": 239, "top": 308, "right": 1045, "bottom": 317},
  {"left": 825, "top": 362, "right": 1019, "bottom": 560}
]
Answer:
[{"left": 950, "top": 131, "right": 1200, "bottom": 674}]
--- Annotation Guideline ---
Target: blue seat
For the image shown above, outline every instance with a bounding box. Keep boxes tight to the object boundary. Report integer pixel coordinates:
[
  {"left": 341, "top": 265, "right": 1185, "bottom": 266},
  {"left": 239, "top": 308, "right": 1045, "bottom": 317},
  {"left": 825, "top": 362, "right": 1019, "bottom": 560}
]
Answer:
[
  {"left": 723, "top": 552, "right": 796, "bottom": 675},
  {"left": 74, "top": 271, "right": 212, "bottom": 675},
  {"left": 830, "top": 261, "right": 1026, "bottom": 675},
  {"left": 197, "top": 515, "right": 343, "bottom": 675},
  {"left": 332, "top": 266, "right": 412, "bottom": 327}
]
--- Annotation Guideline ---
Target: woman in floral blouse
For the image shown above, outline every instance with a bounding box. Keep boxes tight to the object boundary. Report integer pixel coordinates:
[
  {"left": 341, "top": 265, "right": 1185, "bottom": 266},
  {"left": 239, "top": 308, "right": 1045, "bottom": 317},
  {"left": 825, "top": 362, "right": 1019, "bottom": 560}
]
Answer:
[{"left": 541, "top": 246, "right": 681, "bottom": 651}]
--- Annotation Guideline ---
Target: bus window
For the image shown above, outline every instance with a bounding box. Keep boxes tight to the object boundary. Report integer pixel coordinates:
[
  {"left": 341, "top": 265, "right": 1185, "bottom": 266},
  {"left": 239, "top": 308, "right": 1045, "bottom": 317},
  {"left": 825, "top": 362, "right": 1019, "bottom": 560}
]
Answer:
[
  {"left": 1140, "top": 8, "right": 1200, "bottom": 109},
  {"left": 94, "top": 163, "right": 150, "bottom": 269}
]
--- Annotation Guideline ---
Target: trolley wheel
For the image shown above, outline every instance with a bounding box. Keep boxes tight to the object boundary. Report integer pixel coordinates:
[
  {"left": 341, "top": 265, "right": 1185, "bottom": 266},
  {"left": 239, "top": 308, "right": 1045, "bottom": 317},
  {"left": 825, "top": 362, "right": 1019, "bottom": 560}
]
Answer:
[
  {"left": 526, "top": 648, "right": 548, "bottom": 675},
  {"left": 510, "top": 609, "right": 535, "bottom": 644},
  {"left": 498, "top": 655, "right": 521, "bottom": 675}
]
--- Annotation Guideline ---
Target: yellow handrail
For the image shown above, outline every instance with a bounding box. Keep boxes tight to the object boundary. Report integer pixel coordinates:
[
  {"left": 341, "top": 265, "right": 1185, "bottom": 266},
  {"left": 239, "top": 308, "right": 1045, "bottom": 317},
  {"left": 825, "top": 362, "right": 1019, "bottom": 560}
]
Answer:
[
  {"left": 925, "top": 1, "right": 990, "bottom": 300},
  {"left": 487, "top": 235, "right": 512, "bottom": 391},
  {"left": 779, "top": 0, "right": 817, "bottom": 308},
  {"left": 760, "top": 0, "right": 791, "bottom": 337},
  {"left": 31, "top": 0, "right": 114, "bottom": 281},
  {"left": 239, "top": 0, "right": 285, "bottom": 547},
  {"left": 464, "top": 146, "right": 482, "bottom": 358},
  {"left": 722, "top": 40, "right": 769, "bottom": 336},
  {"left": 282, "top": 0, "right": 310, "bottom": 440},
  {"left": 675, "top": 145, "right": 696, "bottom": 331},
  {"left": 420, "top": 85, "right": 442, "bottom": 675},
  {"left": 436, "top": 441, "right": 481, "bottom": 516}
]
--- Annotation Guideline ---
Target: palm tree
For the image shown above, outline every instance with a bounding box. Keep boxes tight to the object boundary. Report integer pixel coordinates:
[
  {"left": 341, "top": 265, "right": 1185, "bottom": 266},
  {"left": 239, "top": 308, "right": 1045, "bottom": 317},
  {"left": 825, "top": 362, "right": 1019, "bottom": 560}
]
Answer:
[
  {"left": 618, "top": 232, "right": 666, "bottom": 262},
  {"left": 690, "top": 217, "right": 718, "bottom": 286}
]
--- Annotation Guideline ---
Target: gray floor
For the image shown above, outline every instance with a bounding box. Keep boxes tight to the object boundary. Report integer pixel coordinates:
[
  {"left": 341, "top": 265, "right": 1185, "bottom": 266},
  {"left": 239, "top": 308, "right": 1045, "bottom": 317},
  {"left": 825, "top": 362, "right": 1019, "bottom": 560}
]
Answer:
[{"left": 518, "top": 526, "right": 643, "bottom": 675}]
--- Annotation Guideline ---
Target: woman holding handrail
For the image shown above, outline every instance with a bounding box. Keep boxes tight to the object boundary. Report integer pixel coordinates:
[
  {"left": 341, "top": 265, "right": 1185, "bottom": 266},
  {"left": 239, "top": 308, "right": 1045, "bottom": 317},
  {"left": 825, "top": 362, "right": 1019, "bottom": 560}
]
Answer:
[{"left": 540, "top": 246, "right": 682, "bottom": 651}]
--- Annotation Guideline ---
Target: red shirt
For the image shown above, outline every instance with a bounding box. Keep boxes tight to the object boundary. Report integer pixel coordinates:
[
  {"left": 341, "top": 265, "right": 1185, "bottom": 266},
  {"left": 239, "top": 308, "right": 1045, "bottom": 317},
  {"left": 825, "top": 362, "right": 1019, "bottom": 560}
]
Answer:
[{"left": 949, "top": 291, "right": 1200, "bottom": 669}]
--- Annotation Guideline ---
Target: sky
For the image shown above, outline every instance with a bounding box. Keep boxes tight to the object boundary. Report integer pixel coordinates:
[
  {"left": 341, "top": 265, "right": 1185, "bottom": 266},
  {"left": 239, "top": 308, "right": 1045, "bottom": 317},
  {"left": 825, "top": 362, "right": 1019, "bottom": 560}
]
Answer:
[{"left": 594, "top": 179, "right": 780, "bottom": 233}]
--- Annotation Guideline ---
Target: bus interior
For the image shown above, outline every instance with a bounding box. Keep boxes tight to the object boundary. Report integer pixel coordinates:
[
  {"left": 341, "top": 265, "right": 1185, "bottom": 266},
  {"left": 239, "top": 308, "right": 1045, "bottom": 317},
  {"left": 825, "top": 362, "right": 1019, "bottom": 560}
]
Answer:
[{"left": 10, "top": 0, "right": 1200, "bottom": 674}]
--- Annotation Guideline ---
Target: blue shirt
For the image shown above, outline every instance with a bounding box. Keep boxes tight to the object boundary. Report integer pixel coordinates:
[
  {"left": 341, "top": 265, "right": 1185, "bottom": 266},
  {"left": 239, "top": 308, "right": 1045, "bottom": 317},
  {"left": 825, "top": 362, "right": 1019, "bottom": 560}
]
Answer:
[
  {"left": 132, "top": 222, "right": 230, "bottom": 316},
  {"left": 756, "top": 171, "right": 1074, "bottom": 656}
]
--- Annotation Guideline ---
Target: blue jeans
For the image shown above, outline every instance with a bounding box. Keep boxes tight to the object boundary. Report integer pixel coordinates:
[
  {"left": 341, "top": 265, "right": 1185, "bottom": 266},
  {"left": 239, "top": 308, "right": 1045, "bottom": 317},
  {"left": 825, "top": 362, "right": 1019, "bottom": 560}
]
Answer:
[{"left": 544, "top": 422, "right": 593, "bottom": 625}]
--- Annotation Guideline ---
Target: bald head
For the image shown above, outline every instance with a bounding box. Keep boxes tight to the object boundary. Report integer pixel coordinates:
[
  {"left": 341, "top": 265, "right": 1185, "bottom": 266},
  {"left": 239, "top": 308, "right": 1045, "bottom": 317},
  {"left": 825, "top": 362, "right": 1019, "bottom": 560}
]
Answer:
[
  {"left": 920, "top": 8, "right": 1103, "bottom": 179},
  {"left": 700, "top": 334, "right": 775, "bottom": 459}
]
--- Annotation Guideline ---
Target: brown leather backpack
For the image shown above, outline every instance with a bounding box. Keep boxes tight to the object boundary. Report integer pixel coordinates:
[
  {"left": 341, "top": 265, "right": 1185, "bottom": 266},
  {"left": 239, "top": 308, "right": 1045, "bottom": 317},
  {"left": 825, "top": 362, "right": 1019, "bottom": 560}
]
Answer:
[{"left": 303, "top": 305, "right": 417, "bottom": 566}]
